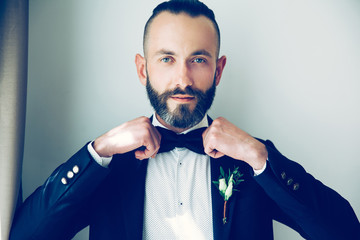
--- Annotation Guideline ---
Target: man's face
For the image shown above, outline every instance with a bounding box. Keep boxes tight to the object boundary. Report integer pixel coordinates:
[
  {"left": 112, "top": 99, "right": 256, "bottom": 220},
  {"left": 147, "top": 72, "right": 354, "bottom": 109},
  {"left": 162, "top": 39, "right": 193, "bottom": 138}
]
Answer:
[{"left": 136, "top": 12, "right": 226, "bottom": 129}]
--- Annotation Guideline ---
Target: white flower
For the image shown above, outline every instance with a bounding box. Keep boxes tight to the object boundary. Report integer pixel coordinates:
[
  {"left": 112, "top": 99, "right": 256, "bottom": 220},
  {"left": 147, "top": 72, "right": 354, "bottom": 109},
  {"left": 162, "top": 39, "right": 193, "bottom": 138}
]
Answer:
[
  {"left": 213, "top": 166, "right": 244, "bottom": 224},
  {"left": 224, "top": 174, "right": 234, "bottom": 201},
  {"left": 219, "top": 178, "right": 227, "bottom": 194}
]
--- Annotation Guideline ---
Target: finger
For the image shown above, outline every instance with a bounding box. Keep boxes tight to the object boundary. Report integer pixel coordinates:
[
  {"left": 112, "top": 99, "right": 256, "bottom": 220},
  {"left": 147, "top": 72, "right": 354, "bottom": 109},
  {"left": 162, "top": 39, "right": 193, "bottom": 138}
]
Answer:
[
  {"left": 139, "top": 138, "right": 160, "bottom": 159},
  {"left": 203, "top": 125, "right": 216, "bottom": 152},
  {"left": 207, "top": 149, "right": 225, "bottom": 159},
  {"left": 135, "top": 126, "right": 162, "bottom": 160},
  {"left": 134, "top": 144, "right": 157, "bottom": 160},
  {"left": 151, "top": 149, "right": 159, "bottom": 159},
  {"left": 151, "top": 125, "right": 162, "bottom": 149},
  {"left": 204, "top": 141, "right": 219, "bottom": 157},
  {"left": 132, "top": 140, "right": 154, "bottom": 160},
  {"left": 147, "top": 126, "right": 162, "bottom": 156},
  {"left": 134, "top": 148, "right": 145, "bottom": 160},
  {"left": 145, "top": 142, "right": 158, "bottom": 158},
  {"left": 202, "top": 126, "right": 212, "bottom": 151},
  {"left": 202, "top": 126, "right": 209, "bottom": 140},
  {"left": 204, "top": 144, "right": 224, "bottom": 158},
  {"left": 203, "top": 129, "right": 225, "bottom": 159},
  {"left": 147, "top": 125, "right": 162, "bottom": 159},
  {"left": 138, "top": 140, "right": 158, "bottom": 159}
]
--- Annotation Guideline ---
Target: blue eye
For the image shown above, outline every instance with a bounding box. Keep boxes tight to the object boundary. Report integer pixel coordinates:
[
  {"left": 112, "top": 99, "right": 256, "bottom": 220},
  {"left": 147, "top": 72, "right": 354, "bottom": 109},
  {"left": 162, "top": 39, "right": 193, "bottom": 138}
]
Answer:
[
  {"left": 161, "top": 57, "right": 171, "bottom": 63},
  {"left": 193, "top": 58, "right": 205, "bottom": 63}
]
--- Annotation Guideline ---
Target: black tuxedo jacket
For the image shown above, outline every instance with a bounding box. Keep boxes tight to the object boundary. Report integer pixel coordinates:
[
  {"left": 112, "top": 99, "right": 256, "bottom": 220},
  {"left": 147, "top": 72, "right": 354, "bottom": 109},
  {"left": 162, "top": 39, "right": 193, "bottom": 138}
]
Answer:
[{"left": 11, "top": 139, "right": 360, "bottom": 239}]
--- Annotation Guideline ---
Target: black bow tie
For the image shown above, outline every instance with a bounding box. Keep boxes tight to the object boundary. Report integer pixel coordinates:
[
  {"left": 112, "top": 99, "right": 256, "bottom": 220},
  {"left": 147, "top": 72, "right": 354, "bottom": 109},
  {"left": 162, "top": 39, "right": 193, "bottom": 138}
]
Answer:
[{"left": 156, "top": 126, "right": 207, "bottom": 155}]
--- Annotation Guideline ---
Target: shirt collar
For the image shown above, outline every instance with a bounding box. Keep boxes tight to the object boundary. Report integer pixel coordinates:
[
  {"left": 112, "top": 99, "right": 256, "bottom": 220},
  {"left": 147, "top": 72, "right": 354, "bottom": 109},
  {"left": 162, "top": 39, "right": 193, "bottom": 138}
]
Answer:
[{"left": 152, "top": 113, "right": 209, "bottom": 134}]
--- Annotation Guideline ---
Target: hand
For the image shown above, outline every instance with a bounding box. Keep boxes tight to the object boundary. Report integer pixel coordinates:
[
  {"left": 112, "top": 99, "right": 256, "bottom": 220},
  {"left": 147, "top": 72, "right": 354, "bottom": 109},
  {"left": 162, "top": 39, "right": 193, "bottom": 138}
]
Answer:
[
  {"left": 93, "top": 117, "right": 161, "bottom": 160},
  {"left": 202, "top": 117, "right": 268, "bottom": 170}
]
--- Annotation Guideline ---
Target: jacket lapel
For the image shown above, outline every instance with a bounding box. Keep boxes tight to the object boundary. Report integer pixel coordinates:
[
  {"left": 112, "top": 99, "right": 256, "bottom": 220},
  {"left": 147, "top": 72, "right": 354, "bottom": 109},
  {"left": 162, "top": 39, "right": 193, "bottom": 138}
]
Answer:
[{"left": 117, "top": 155, "right": 149, "bottom": 240}]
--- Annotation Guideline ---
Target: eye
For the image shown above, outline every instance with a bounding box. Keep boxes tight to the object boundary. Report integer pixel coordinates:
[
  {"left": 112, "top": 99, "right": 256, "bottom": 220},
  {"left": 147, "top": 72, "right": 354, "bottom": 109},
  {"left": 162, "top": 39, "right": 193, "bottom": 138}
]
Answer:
[
  {"left": 161, "top": 57, "right": 172, "bottom": 63},
  {"left": 193, "top": 58, "right": 206, "bottom": 63}
]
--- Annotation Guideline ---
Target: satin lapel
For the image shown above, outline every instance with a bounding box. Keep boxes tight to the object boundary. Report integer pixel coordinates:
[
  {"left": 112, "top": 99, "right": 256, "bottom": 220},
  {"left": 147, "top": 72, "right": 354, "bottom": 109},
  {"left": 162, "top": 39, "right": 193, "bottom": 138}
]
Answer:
[
  {"left": 121, "top": 157, "right": 149, "bottom": 240},
  {"left": 211, "top": 157, "right": 240, "bottom": 240}
]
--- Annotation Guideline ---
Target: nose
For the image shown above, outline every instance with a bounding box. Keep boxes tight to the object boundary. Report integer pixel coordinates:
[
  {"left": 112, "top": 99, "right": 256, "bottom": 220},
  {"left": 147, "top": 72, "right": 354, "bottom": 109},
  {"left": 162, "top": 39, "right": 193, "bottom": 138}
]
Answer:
[{"left": 175, "top": 62, "right": 193, "bottom": 88}]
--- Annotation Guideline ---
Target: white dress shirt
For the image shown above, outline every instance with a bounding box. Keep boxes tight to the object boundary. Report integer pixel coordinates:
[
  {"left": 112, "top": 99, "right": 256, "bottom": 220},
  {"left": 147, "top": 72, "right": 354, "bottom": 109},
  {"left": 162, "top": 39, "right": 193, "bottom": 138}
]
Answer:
[
  {"left": 142, "top": 115, "right": 213, "bottom": 240},
  {"left": 87, "top": 115, "right": 267, "bottom": 239}
]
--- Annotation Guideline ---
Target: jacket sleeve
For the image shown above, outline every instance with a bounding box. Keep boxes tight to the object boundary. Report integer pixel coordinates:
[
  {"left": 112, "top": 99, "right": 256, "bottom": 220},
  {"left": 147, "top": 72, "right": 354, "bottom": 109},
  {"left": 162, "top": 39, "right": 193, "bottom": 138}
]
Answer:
[
  {"left": 10, "top": 144, "right": 111, "bottom": 240},
  {"left": 254, "top": 140, "right": 360, "bottom": 240}
]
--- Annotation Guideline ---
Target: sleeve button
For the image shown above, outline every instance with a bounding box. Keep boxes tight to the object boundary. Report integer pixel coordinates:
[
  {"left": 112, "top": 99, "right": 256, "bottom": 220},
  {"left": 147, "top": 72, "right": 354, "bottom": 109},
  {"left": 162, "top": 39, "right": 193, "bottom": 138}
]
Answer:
[
  {"left": 293, "top": 183, "right": 300, "bottom": 191},
  {"left": 73, "top": 165, "right": 79, "bottom": 174},
  {"left": 281, "top": 172, "right": 286, "bottom": 180},
  {"left": 67, "top": 171, "right": 74, "bottom": 179},
  {"left": 61, "top": 177, "right": 67, "bottom": 185}
]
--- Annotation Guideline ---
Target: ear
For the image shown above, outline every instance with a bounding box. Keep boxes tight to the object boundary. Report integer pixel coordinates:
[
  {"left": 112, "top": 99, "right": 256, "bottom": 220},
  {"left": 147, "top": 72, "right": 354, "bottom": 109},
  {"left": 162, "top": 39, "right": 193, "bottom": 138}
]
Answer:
[
  {"left": 214, "top": 55, "right": 227, "bottom": 86},
  {"left": 135, "top": 54, "right": 147, "bottom": 86}
]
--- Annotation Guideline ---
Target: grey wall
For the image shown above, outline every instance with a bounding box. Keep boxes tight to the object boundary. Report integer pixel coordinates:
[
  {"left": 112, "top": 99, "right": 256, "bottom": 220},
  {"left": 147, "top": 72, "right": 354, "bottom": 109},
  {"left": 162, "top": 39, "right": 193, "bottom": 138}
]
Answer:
[{"left": 25, "top": 0, "right": 360, "bottom": 239}]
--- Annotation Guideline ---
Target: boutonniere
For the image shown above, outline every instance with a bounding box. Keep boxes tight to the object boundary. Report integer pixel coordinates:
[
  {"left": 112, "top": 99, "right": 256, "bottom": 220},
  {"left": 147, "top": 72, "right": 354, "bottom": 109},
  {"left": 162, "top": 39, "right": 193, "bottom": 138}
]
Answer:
[{"left": 213, "top": 166, "right": 244, "bottom": 224}]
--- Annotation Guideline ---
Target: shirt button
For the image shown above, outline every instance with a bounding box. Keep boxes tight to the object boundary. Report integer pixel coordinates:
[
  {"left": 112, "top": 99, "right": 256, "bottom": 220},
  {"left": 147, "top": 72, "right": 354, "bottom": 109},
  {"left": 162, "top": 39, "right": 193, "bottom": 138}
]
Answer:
[{"left": 287, "top": 178, "right": 293, "bottom": 185}]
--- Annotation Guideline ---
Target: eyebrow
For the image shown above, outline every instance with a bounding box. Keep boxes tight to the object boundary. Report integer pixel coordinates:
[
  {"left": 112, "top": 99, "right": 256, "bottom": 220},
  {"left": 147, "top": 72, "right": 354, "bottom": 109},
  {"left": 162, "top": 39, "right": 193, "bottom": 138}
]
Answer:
[
  {"left": 191, "top": 50, "right": 212, "bottom": 58},
  {"left": 154, "top": 49, "right": 213, "bottom": 58},
  {"left": 155, "top": 49, "right": 175, "bottom": 56}
]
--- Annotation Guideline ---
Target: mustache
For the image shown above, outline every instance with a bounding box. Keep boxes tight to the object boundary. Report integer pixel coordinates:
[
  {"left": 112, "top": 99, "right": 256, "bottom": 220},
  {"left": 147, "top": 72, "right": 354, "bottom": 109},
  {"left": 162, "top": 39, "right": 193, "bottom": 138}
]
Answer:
[{"left": 160, "top": 86, "right": 198, "bottom": 99}]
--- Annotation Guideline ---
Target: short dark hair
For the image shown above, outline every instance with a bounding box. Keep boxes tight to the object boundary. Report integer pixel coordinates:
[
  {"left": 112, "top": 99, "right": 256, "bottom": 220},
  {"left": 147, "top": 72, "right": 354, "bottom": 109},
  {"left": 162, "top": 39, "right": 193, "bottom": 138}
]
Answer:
[{"left": 143, "top": 0, "right": 221, "bottom": 57}]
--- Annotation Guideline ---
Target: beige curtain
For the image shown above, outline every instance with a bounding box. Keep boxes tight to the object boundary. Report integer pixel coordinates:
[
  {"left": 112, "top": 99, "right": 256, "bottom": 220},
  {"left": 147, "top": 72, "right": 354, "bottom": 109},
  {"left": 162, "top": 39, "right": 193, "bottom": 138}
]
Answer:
[{"left": 0, "top": 0, "right": 28, "bottom": 239}]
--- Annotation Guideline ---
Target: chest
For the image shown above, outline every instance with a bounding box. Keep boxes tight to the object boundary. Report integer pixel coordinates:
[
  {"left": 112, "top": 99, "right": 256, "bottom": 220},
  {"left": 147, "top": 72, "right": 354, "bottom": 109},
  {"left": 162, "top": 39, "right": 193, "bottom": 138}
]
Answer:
[
  {"left": 143, "top": 149, "right": 213, "bottom": 240},
  {"left": 90, "top": 153, "right": 274, "bottom": 240}
]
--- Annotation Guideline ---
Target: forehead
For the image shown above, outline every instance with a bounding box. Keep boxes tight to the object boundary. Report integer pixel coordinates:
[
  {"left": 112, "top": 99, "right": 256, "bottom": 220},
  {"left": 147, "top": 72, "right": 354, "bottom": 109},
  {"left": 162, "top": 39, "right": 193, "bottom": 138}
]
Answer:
[{"left": 146, "top": 12, "right": 218, "bottom": 57}]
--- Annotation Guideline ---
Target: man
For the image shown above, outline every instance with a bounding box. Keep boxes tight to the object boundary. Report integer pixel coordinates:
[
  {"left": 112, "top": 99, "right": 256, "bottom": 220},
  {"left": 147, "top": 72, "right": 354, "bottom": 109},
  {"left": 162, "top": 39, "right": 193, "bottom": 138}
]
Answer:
[{"left": 10, "top": 0, "right": 360, "bottom": 239}]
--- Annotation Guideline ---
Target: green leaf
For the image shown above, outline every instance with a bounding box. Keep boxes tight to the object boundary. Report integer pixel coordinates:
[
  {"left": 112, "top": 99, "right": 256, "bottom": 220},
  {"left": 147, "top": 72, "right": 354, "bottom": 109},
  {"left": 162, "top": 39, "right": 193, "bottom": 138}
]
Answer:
[{"left": 220, "top": 166, "right": 225, "bottom": 178}]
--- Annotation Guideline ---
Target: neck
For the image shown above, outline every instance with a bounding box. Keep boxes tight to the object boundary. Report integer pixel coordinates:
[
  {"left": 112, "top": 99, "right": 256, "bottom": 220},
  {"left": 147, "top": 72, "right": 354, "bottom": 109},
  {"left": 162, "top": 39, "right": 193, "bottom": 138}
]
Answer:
[{"left": 155, "top": 113, "right": 192, "bottom": 133}]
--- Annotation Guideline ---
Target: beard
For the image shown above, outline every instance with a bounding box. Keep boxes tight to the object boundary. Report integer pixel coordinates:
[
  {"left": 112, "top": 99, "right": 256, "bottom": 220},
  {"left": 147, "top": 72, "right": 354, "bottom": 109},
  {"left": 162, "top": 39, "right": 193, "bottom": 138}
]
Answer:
[{"left": 146, "top": 76, "right": 216, "bottom": 129}]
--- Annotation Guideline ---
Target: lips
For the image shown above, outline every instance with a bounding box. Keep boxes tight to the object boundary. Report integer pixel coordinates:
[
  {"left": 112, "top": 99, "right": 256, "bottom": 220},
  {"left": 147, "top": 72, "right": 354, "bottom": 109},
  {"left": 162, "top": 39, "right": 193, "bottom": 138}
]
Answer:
[{"left": 170, "top": 94, "right": 195, "bottom": 103}]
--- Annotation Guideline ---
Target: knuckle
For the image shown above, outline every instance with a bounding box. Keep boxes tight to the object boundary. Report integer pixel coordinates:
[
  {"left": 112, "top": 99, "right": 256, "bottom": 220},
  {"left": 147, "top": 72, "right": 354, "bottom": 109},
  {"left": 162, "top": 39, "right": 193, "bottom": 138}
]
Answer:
[
  {"left": 211, "top": 118, "right": 224, "bottom": 128},
  {"left": 212, "top": 118, "right": 221, "bottom": 126},
  {"left": 215, "top": 117, "right": 225, "bottom": 123},
  {"left": 138, "top": 116, "right": 151, "bottom": 124}
]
